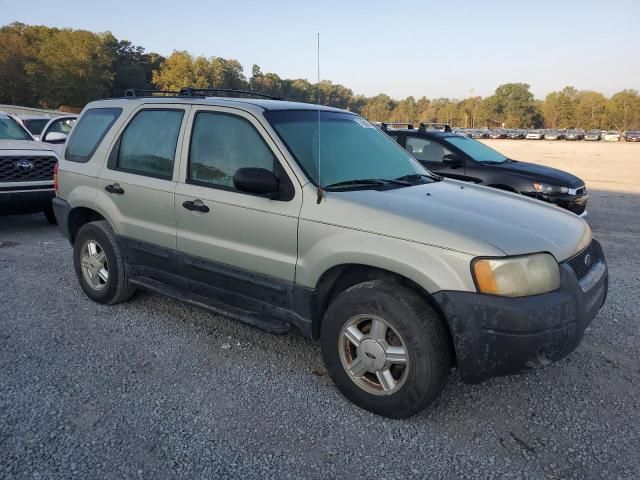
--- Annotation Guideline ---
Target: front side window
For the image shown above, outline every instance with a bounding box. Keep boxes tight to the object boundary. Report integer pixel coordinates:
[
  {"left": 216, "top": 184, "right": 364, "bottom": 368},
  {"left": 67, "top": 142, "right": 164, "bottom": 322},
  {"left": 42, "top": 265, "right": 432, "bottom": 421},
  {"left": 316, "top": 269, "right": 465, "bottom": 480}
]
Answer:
[
  {"left": 115, "top": 109, "right": 184, "bottom": 179},
  {"left": 265, "top": 110, "right": 424, "bottom": 187},
  {"left": 0, "top": 114, "right": 32, "bottom": 140},
  {"left": 66, "top": 108, "right": 122, "bottom": 162},
  {"left": 406, "top": 137, "right": 451, "bottom": 163},
  {"left": 444, "top": 136, "right": 508, "bottom": 163},
  {"left": 189, "top": 112, "right": 275, "bottom": 189},
  {"left": 48, "top": 118, "right": 76, "bottom": 134}
]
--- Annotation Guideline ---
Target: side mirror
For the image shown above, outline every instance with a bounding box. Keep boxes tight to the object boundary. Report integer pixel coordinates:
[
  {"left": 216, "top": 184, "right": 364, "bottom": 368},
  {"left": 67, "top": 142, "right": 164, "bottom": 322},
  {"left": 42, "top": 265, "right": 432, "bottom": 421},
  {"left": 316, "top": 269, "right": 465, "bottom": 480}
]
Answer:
[
  {"left": 233, "top": 167, "right": 280, "bottom": 197},
  {"left": 443, "top": 153, "right": 463, "bottom": 166},
  {"left": 43, "top": 131, "right": 68, "bottom": 143}
]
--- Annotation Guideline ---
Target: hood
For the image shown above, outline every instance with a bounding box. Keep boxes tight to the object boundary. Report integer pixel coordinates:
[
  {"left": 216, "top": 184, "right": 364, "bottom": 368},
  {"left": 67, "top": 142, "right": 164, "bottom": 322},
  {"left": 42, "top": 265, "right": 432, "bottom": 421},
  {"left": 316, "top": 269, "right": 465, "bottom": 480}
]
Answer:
[
  {"left": 313, "top": 180, "right": 590, "bottom": 261},
  {"left": 0, "top": 139, "right": 57, "bottom": 153},
  {"left": 490, "top": 160, "right": 584, "bottom": 188}
]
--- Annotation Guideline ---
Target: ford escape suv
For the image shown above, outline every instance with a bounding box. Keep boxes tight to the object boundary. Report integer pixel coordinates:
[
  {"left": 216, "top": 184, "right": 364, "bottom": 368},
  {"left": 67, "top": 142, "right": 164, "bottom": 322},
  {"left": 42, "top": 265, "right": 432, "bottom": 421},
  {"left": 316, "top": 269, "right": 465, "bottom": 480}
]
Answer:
[{"left": 53, "top": 89, "right": 608, "bottom": 418}]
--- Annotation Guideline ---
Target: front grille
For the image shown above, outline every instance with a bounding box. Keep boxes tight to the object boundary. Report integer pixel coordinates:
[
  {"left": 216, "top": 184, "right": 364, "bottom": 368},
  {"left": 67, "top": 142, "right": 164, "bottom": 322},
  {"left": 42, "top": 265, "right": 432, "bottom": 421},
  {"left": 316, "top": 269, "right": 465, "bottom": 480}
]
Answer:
[
  {"left": 575, "top": 186, "right": 586, "bottom": 195},
  {"left": 566, "top": 241, "right": 600, "bottom": 281},
  {"left": 0, "top": 155, "right": 57, "bottom": 182}
]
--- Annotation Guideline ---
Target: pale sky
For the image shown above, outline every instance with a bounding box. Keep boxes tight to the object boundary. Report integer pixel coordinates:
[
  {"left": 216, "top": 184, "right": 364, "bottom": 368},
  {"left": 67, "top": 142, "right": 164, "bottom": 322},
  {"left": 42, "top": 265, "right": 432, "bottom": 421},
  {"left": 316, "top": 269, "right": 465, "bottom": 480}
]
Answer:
[{"left": 3, "top": 0, "right": 639, "bottom": 100}]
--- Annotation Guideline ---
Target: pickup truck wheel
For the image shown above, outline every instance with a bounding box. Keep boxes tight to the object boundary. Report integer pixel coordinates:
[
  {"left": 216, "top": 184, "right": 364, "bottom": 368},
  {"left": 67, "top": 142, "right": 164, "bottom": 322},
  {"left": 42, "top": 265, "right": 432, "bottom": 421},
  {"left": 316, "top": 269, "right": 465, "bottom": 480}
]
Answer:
[
  {"left": 73, "top": 221, "right": 135, "bottom": 305},
  {"left": 320, "top": 280, "right": 451, "bottom": 418}
]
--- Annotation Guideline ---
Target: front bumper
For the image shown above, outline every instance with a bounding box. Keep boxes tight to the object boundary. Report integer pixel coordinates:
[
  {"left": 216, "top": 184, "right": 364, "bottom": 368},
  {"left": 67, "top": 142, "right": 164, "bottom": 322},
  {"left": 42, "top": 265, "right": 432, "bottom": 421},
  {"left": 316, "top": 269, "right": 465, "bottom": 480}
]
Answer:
[
  {"left": 0, "top": 187, "right": 54, "bottom": 215},
  {"left": 524, "top": 191, "right": 588, "bottom": 215},
  {"left": 433, "top": 240, "right": 608, "bottom": 384}
]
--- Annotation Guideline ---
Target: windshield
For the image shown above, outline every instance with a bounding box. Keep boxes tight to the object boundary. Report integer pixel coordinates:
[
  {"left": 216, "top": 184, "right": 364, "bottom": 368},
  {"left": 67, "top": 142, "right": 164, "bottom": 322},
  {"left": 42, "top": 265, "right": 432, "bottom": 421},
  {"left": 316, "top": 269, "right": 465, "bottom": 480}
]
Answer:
[
  {"left": 444, "top": 136, "right": 508, "bottom": 163},
  {"left": 23, "top": 119, "right": 49, "bottom": 135},
  {"left": 0, "top": 114, "right": 32, "bottom": 140},
  {"left": 265, "top": 110, "right": 425, "bottom": 187}
]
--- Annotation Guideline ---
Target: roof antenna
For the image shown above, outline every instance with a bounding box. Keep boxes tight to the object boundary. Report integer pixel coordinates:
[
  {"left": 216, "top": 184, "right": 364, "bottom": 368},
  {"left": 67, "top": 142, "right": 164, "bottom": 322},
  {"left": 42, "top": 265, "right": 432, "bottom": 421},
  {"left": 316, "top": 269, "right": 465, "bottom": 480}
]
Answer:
[{"left": 316, "top": 32, "right": 324, "bottom": 204}]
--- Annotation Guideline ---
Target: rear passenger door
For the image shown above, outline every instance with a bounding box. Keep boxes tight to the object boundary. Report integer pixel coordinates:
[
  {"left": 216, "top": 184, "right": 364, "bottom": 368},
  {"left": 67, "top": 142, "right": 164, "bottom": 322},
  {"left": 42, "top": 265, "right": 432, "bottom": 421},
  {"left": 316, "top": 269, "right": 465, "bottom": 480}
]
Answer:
[
  {"left": 174, "top": 106, "right": 301, "bottom": 288},
  {"left": 97, "top": 106, "right": 190, "bottom": 251}
]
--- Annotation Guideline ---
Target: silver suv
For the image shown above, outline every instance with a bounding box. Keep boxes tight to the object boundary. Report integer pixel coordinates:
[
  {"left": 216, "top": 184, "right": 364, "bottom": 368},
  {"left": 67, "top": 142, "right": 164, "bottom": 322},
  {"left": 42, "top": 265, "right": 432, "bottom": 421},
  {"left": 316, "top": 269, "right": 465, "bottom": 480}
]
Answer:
[{"left": 53, "top": 90, "right": 608, "bottom": 418}]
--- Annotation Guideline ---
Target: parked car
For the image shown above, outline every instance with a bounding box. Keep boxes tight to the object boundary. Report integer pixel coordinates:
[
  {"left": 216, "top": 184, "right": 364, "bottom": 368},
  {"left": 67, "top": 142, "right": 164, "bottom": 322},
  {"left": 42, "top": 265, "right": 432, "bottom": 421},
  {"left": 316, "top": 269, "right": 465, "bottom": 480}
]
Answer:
[
  {"left": 526, "top": 130, "right": 545, "bottom": 140},
  {"left": 565, "top": 129, "right": 584, "bottom": 141},
  {"left": 0, "top": 111, "right": 59, "bottom": 223},
  {"left": 39, "top": 115, "right": 77, "bottom": 155},
  {"left": 17, "top": 115, "right": 51, "bottom": 141},
  {"left": 623, "top": 131, "right": 640, "bottom": 142},
  {"left": 384, "top": 125, "right": 589, "bottom": 216},
  {"left": 488, "top": 130, "right": 507, "bottom": 139},
  {"left": 603, "top": 131, "right": 621, "bottom": 142},
  {"left": 507, "top": 129, "right": 526, "bottom": 139},
  {"left": 544, "top": 130, "right": 564, "bottom": 140},
  {"left": 584, "top": 130, "right": 601, "bottom": 141},
  {"left": 470, "top": 129, "right": 489, "bottom": 139},
  {"left": 53, "top": 89, "right": 607, "bottom": 419}
]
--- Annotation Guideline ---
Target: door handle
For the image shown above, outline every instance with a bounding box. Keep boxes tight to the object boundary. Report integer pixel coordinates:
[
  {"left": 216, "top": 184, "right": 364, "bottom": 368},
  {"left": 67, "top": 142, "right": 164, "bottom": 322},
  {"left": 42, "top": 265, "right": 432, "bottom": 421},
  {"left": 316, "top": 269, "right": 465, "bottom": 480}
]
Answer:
[
  {"left": 182, "top": 199, "right": 210, "bottom": 213},
  {"left": 105, "top": 183, "right": 125, "bottom": 194}
]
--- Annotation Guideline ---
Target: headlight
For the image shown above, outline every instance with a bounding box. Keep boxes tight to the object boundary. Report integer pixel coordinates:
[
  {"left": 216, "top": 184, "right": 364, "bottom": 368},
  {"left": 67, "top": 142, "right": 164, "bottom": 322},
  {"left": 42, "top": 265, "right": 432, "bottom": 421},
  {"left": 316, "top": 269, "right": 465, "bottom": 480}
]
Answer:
[
  {"left": 533, "top": 182, "right": 569, "bottom": 194},
  {"left": 472, "top": 253, "right": 561, "bottom": 297}
]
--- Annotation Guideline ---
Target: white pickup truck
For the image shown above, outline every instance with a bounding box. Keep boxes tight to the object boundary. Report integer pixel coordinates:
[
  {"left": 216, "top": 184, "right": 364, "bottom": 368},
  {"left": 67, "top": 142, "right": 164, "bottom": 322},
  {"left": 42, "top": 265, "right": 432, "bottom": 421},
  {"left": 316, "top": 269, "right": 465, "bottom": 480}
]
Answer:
[{"left": 0, "top": 112, "right": 60, "bottom": 223}]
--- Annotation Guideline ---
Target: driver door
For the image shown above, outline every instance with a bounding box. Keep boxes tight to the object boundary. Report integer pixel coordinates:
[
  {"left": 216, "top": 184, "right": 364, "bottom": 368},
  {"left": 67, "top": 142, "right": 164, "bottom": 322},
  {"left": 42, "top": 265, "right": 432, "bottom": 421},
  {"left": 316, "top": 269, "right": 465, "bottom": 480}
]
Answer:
[{"left": 405, "top": 136, "right": 467, "bottom": 180}]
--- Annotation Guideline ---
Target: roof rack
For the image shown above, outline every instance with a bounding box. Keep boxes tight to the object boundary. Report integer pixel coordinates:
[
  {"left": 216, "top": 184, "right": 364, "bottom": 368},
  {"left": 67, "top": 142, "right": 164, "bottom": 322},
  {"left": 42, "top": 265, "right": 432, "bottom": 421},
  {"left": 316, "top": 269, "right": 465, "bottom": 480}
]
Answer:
[
  {"left": 124, "top": 89, "right": 181, "bottom": 97},
  {"left": 178, "top": 88, "right": 281, "bottom": 100},
  {"left": 379, "top": 122, "right": 414, "bottom": 132},
  {"left": 122, "top": 87, "right": 282, "bottom": 101},
  {"left": 418, "top": 123, "right": 452, "bottom": 133}
]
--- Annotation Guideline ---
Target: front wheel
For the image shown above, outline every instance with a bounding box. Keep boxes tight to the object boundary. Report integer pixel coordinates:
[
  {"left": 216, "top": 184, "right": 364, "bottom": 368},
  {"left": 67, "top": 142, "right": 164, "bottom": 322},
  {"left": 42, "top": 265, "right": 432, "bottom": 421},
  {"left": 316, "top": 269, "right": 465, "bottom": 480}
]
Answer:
[{"left": 320, "top": 281, "right": 451, "bottom": 418}]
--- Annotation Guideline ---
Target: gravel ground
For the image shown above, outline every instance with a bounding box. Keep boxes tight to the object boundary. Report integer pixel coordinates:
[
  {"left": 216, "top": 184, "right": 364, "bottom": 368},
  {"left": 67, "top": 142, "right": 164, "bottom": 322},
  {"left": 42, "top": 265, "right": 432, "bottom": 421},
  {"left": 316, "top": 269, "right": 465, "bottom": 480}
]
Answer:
[{"left": 1, "top": 142, "right": 639, "bottom": 479}]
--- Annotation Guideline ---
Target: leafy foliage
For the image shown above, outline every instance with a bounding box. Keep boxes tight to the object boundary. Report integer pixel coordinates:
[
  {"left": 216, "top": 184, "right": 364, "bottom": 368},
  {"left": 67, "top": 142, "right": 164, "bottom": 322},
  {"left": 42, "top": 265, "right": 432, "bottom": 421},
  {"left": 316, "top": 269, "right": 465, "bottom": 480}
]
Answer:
[{"left": 1, "top": 22, "right": 639, "bottom": 130}]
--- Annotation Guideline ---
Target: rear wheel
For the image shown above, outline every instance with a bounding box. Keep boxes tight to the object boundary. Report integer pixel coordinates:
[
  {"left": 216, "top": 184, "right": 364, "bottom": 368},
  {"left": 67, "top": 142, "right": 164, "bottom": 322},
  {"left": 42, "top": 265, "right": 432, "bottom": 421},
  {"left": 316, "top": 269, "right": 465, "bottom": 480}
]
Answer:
[
  {"left": 73, "top": 221, "right": 135, "bottom": 305},
  {"left": 320, "top": 280, "right": 451, "bottom": 418}
]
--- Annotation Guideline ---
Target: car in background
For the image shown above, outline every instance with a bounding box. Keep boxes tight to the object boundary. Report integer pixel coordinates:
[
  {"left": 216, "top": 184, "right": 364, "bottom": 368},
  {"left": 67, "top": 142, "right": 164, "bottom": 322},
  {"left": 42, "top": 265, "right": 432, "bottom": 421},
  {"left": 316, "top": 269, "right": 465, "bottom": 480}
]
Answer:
[
  {"left": 488, "top": 130, "right": 507, "bottom": 139},
  {"left": 565, "top": 129, "right": 584, "bottom": 141},
  {"left": 39, "top": 115, "right": 77, "bottom": 155},
  {"left": 603, "top": 131, "right": 621, "bottom": 142},
  {"left": 382, "top": 124, "right": 589, "bottom": 216},
  {"left": 624, "top": 131, "right": 640, "bottom": 142},
  {"left": 0, "top": 111, "right": 59, "bottom": 223},
  {"left": 584, "top": 130, "right": 601, "bottom": 141},
  {"left": 17, "top": 115, "right": 51, "bottom": 141},
  {"left": 526, "top": 130, "right": 545, "bottom": 140},
  {"left": 545, "top": 130, "right": 564, "bottom": 140},
  {"left": 507, "top": 129, "right": 526, "bottom": 139},
  {"left": 470, "top": 129, "right": 489, "bottom": 139}
]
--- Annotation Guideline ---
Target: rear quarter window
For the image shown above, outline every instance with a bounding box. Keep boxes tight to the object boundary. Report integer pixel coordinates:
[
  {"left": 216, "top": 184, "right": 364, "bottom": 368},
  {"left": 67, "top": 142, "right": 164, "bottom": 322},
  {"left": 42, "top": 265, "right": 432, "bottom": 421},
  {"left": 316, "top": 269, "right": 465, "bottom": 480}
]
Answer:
[{"left": 65, "top": 108, "right": 122, "bottom": 163}]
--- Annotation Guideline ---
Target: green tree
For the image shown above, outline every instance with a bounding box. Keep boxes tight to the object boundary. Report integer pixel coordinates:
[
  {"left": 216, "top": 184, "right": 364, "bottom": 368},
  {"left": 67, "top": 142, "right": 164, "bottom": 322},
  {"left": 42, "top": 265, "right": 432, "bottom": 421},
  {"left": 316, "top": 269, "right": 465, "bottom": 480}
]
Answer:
[
  {"left": 483, "top": 83, "right": 542, "bottom": 128},
  {"left": 605, "top": 90, "right": 640, "bottom": 130}
]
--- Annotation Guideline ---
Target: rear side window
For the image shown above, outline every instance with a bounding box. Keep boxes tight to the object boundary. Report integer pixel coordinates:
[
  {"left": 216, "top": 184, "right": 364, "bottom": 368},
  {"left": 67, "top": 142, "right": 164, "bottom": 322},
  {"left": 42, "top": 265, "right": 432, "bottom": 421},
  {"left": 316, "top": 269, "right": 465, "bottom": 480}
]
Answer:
[
  {"left": 113, "top": 109, "right": 184, "bottom": 179},
  {"left": 66, "top": 108, "right": 121, "bottom": 162}
]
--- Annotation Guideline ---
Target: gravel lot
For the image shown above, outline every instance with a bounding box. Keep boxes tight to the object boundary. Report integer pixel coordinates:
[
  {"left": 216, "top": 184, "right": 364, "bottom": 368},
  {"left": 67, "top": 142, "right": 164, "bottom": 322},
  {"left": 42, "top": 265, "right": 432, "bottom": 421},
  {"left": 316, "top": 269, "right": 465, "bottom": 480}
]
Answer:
[{"left": 1, "top": 141, "right": 639, "bottom": 479}]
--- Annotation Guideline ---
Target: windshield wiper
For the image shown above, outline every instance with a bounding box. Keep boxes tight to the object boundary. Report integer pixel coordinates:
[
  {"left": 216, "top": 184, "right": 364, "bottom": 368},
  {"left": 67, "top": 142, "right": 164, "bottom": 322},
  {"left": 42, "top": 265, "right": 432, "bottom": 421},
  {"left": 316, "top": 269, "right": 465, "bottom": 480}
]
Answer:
[
  {"left": 324, "top": 178, "right": 410, "bottom": 191},
  {"left": 395, "top": 173, "right": 443, "bottom": 183}
]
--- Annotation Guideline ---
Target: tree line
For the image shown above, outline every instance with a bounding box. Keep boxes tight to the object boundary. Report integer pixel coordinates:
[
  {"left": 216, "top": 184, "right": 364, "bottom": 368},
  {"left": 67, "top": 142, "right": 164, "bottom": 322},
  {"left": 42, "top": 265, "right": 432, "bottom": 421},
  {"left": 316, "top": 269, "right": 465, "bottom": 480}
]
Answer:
[{"left": 1, "top": 23, "right": 639, "bottom": 130}]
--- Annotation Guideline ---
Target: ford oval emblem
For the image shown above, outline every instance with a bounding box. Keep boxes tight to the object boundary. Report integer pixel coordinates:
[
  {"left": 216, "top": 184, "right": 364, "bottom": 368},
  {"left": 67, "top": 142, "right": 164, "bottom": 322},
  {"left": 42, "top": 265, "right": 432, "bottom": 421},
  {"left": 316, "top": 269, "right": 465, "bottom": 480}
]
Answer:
[
  {"left": 15, "top": 160, "right": 34, "bottom": 170},
  {"left": 584, "top": 253, "right": 592, "bottom": 267}
]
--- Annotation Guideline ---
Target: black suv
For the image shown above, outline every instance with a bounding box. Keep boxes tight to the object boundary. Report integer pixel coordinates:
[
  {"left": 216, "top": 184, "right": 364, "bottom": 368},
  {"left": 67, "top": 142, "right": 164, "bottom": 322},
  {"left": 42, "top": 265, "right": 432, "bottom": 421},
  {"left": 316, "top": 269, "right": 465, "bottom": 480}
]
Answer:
[{"left": 381, "top": 123, "right": 588, "bottom": 216}]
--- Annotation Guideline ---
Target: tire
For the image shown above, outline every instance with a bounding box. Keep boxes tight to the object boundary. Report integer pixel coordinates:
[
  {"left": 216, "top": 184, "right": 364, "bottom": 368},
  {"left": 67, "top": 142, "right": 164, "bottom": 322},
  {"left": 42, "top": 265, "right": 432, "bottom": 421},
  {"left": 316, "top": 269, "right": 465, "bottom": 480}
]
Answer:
[
  {"left": 43, "top": 206, "right": 57, "bottom": 225},
  {"left": 73, "top": 220, "right": 136, "bottom": 305},
  {"left": 320, "top": 280, "right": 451, "bottom": 418}
]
